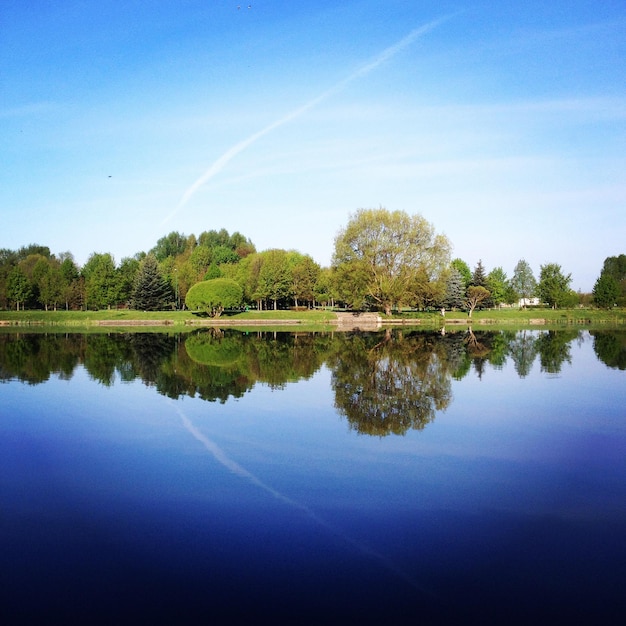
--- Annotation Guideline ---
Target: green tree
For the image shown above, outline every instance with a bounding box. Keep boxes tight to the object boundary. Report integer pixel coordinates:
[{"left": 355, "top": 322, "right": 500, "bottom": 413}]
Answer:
[
  {"left": 185, "top": 278, "right": 243, "bottom": 317},
  {"left": 465, "top": 285, "right": 490, "bottom": 318},
  {"left": 289, "top": 252, "right": 320, "bottom": 308},
  {"left": 7, "top": 266, "right": 32, "bottom": 310},
  {"left": 151, "top": 231, "right": 189, "bottom": 261},
  {"left": 593, "top": 272, "right": 620, "bottom": 308},
  {"left": 537, "top": 263, "right": 572, "bottom": 309},
  {"left": 314, "top": 267, "right": 335, "bottom": 308},
  {"left": 444, "top": 268, "right": 465, "bottom": 310},
  {"left": 332, "top": 208, "right": 451, "bottom": 315},
  {"left": 36, "top": 258, "right": 64, "bottom": 310},
  {"left": 131, "top": 254, "right": 174, "bottom": 310},
  {"left": 451, "top": 258, "right": 472, "bottom": 289},
  {"left": 82, "top": 253, "right": 120, "bottom": 309},
  {"left": 471, "top": 260, "right": 492, "bottom": 309},
  {"left": 487, "top": 267, "right": 511, "bottom": 308},
  {"left": 597, "top": 254, "right": 626, "bottom": 306},
  {"left": 117, "top": 256, "right": 141, "bottom": 305},
  {"left": 511, "top": 259, "right": 537, "bottom": 307},
  {"left": 258, "top": 249, "right": 292, "bottom": 310},
  {"left": 59, "top": 254, "right": 81, "bottom": 310}
]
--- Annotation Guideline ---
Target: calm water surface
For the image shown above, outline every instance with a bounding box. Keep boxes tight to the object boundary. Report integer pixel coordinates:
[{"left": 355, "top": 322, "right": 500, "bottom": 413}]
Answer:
[{"left": 1, "top": 329, "right": 625, "bottom": 624}]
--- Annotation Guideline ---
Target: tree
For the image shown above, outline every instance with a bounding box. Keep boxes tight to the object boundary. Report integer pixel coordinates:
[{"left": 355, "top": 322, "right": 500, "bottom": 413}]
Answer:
[
  {"left": 332, "top": 208, "right": 451, "bottom": 315},
  {"left": 471, "top": 260, "right": 488, "bottom": 288},
  {"left": 117, "top": 256, "right": 140, "bottom": 305},
  {"left": 59, "top": 255, "right": 81, "bottom": 310},
  {"left": 471, "top": 260, "right": 492, "bottom": 309},
  {"left": 451, "top": 258, "right": 471, "bottom": 290},
  {"left": 7, "top": 266, "right": 32, "bottom": 310},
  {"left": 444, "top": 268, "right": 465, "bottom": 310},
  {"left": 511, "top": 259, "right": 537, "bottom": 307},
  {"left": 151, "top": 231, "right": 189, "bottom": 261},
  {"left": 289, "top": 252, "right": 320, "bottom": 308},
  {"left": 593, "top": 272, "right": 620, "bottom": 308},
  {"left": 465, "top": 286, "right": 490, "bottom": 318},
  {"left": 598, "top": 254, "right": 626, "bottom": 306},
  {"left": 131, "top": 254, "right": 174, "bottom": 311},
  {"left": 82, "top": 253, "right": 120, "bottom": 309},
  {"left": 537, "top": 263, "right": 572, "bottom": 309},
  {"left": 258, "top": 249, "right": 292, "bottom": 310},
  {"left": 487, "top": 267, "right": 511, "bottom": 308},
  {"left": 185, "top": 278, "right": 243, "bottom": 317}
]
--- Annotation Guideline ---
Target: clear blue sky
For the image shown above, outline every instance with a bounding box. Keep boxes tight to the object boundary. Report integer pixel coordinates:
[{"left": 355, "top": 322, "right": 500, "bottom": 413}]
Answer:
[{"left": 2, "top": 0, "right": 624, "bottom": 291}]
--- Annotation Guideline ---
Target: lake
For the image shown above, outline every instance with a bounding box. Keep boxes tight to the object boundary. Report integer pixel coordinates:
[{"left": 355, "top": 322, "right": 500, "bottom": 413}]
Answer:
[{"left": 1, "top": 328, "right": 625, "bottom": 624}]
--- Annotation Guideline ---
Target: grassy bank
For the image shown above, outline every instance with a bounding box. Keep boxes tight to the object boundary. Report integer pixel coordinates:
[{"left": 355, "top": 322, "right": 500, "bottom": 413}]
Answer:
[{"left": 0, "top": 307, "right": 624, "bottom": 329}]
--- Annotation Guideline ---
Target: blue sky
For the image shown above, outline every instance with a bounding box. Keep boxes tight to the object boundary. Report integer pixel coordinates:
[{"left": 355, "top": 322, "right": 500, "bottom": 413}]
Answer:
[{"left": 2, "top": 0, "right": 624, "bottom": 291}]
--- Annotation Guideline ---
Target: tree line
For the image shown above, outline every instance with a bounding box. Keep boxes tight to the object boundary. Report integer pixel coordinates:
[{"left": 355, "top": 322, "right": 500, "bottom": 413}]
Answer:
[{"left": 1, "top": 210, "right": 624, "bottom": 313}]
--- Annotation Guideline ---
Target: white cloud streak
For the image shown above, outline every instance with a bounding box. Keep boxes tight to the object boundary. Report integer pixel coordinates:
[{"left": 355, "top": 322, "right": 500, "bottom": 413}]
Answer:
[
  {"left": 162, "top": 15, "right": 453, "bottom": 225},
  {"left": 172, "top": 402, "right": 438, "bottom": 599}
]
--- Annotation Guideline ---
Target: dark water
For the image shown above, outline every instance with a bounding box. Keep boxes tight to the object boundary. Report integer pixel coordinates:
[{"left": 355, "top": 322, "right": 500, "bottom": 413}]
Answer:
[{"left": 1, "top": 328, "right": 625, "bottom": 624}]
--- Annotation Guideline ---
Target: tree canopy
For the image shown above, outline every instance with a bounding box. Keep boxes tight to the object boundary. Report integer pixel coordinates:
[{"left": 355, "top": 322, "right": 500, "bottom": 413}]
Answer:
[
  {"left": 131, "top": 254, "right": 174, "bottom": 311},
  {"left": 332, "top": 208, "right": 451, "bottom": 315},
  {"left": 185, "top": 278, "right": 243, "bottom": 317}
]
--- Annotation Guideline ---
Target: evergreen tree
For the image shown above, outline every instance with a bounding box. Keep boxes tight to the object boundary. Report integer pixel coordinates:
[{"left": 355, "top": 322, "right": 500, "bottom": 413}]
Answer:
[
  {"left": 471, "top": 260, "right": 491, "bottom": 308},
  {"left": 592, "top": 272, "right": 619, "bottom": 309},
  {"left": 450, "top": 258, "right": 472, "bottom": 290},
  {"left": 471, "top": 260, "right": 488, "bottom": 287},
  {"left": 444, "top": 268, "right": 465, "bottom": 310},
  {"left": 131, "top": 254, "right": 173, "bottom": 311}
]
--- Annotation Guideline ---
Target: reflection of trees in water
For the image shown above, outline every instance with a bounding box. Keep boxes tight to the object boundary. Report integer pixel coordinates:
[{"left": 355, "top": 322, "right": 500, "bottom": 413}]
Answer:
[
  {"left": 508, "top": 330, "right": 539, "bottom": 378},
  {"left": 0, "top": 333, "right": 82, "bottom": 384},
  {"left": 591, "top": 330, "right": 626, "bottom": 370},
  {"left": 535, "top": 330, "right": 578, "bottom": 374},
  {"left": 1, "top": 328, "right": 617, "bottom": 433},
  {"left": 329, "top": 330, "right": 454, "bottom": 436}
]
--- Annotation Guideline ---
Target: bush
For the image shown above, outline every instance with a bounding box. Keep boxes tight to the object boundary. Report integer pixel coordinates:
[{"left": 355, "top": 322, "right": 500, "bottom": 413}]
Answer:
[{"left": 185, "top": 278, "right": 243, "bottom": 317}]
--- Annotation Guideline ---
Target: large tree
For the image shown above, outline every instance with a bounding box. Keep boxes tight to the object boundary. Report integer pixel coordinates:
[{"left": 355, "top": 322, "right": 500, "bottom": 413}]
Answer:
[
  {"left": 131, "top": 254, "right": 173, "bottom": 311},
  {"left": 332, "top": 208, "right": 451, "bottom": 315},
  {"left": 7, "top": 267, "right": 32, "bottom": 310},
  {"left": 82, "top": 253, "right": 120, "bottom": 310},
  {"left": 537, "top": 263, "right": 572, "bottom": 309},
  {"left": 511, "top": 259, "right": 537, "bottom": 308},
  {"left": 258, "top": 249, "right": 292, "bottom": 310},
  {"left": 487, "top": 267, "right": 512, "bottom": 308},
  {"left": 593, "top": 272, "right": 620, "bottom": 308},
  {"left": 443, "top": 268, "right": 465, "bottom": 310}
]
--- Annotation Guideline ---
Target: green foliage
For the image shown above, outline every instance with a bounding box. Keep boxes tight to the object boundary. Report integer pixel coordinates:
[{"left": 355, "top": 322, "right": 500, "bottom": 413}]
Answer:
[
  {"left": 537, "top": 263, "right": 572, "bottom": 309},
  {"left": 451, "top": 258, "right": 472, "bottom": 288},
  {"left": 444, "top": 268, "right": 465, "bottom": 310},
  {"left": 511, "top": 259, "right": 537, "bottom": 305},
  {"left": 487, "top": 267, "right": 511, "bottom": 307},
  {"left": 131, "top": 254, "right": 174, "bottom": 311},
  {"left": 185, "top": 278, "right": 243, "bottom": 317},
  {"left": 289, "top": 252, "right": 320, "bottom": 307},
  {"left": 81, "top": 253, "right": 120, "bottom": 309},
  {"left": 465, "top": 285, "right": 490, "bottom": 317},
  {"left": 151, "top": 231, "right": 189, "bottom": 261},
  {"left": 258, "top": 249, "right": 292, "bottom": 310},
  {"left": 332, "top": 208, "right": 451, "bottom": 315},
  {"left": 595, "top": 254, "right": 626, "bottom": 307},
  {"left": 7, "top": 267, "right": 32, "bottom": 310},
  {"left": 593, "top": 272, "right": 620, "bottom": 308}
]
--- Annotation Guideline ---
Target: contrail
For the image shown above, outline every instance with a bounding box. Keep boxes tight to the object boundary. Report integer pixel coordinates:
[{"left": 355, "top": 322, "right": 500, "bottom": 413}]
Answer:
[
  {"left": 172, "top": 402, "right": 439, "bottom": 598},
  {"left": 161, "top": 15, "right": 452, "bottom": 225}
]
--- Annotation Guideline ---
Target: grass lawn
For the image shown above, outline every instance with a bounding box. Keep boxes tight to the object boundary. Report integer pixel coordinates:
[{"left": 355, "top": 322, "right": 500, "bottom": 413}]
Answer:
[{"left": 0, "top": 307, "right": 624, "bottom": 329}]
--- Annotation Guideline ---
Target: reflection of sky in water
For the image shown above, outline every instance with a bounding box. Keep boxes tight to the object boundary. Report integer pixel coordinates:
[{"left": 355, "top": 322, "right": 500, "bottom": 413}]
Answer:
[{"left": 1, "top": 332, "right": 625, "bottom": 623}]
